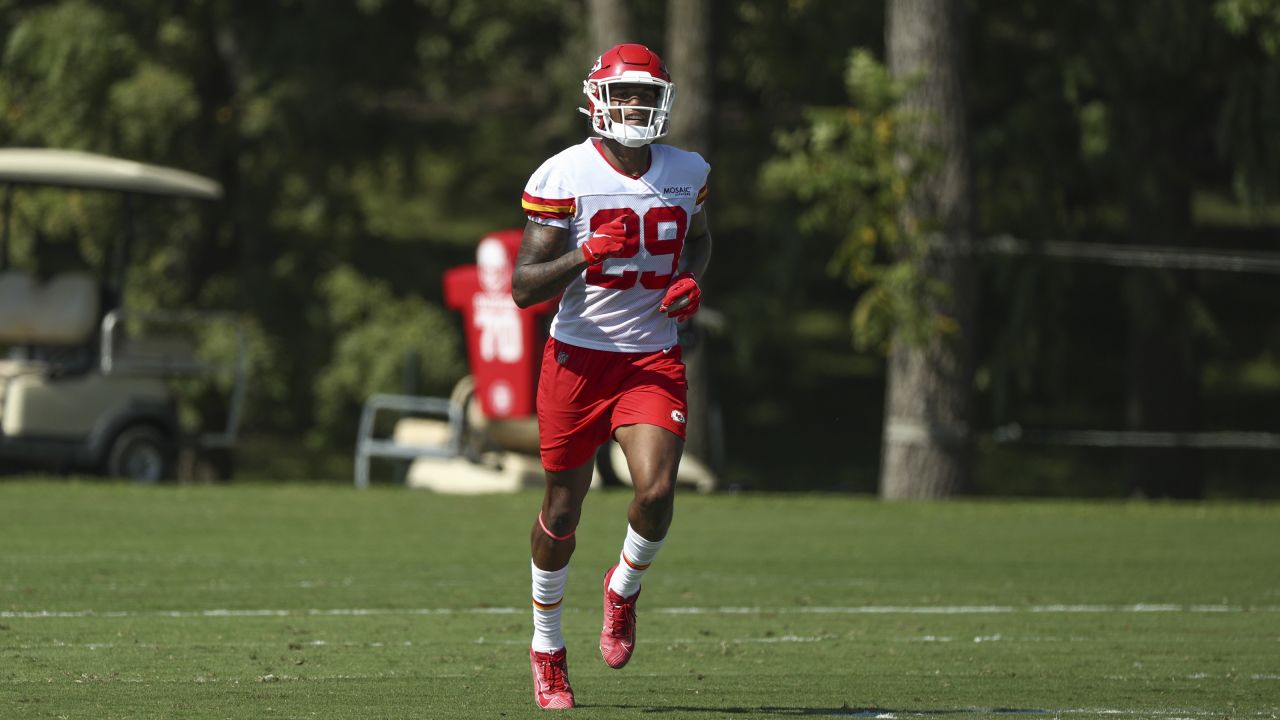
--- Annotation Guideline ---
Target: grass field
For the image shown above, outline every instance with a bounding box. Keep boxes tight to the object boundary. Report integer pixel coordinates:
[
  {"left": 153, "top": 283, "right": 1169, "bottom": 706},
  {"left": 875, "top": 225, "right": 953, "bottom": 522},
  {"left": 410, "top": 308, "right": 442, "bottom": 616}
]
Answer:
[{"left": 1, "top": 480, "right": 1277, "bottom": 719}]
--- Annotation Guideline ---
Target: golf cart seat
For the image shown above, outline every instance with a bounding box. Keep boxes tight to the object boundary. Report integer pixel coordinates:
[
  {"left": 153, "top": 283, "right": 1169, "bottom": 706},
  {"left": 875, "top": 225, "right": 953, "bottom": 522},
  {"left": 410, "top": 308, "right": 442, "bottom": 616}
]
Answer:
[
  {"left": 111, "top": 336, "right": 203, "bottom": 374},
  {"left": 0, "top": 269, "right": 99, "bottom": 347},
  {"left": 101, "top": 311, "right": 206, "bottom": 376}
]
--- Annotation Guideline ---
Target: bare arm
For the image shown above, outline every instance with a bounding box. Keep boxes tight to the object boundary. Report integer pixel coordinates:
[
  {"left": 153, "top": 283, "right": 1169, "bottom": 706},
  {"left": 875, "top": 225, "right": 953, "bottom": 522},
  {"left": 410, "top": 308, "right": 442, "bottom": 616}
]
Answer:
[
  {"left": 511, "top": 220, "right": 588, "bottom": 308},
  {"left": 679, "top": 208, "right": 712, "bottom": 280}
]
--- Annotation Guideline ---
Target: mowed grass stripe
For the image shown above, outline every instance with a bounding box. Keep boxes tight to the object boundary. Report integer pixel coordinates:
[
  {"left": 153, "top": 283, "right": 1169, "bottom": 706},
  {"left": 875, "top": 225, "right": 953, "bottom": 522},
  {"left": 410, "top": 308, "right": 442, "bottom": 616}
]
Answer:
[
  {"left": 5, "top": 603, "right": 1280, "bottom": 619},
  {"left": 1, "top": 481, "right": 1277, "bottom": 719}
]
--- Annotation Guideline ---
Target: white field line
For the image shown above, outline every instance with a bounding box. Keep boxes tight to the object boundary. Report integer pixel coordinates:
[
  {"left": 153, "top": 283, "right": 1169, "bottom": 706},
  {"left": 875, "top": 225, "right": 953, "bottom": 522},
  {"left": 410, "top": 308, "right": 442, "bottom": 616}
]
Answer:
[
  {"left": 5, "top": 635, "right": 841, "bottom": 650},
  {"left": 3, "top": 603, "right": 1279, "bottom": 620}
]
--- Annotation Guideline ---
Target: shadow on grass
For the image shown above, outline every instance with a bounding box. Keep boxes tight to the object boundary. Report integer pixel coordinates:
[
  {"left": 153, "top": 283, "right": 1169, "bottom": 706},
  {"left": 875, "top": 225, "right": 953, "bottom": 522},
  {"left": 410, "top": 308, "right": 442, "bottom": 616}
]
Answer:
[{"left": 585, "top": 705, "right": 1053, "bottom": 717}]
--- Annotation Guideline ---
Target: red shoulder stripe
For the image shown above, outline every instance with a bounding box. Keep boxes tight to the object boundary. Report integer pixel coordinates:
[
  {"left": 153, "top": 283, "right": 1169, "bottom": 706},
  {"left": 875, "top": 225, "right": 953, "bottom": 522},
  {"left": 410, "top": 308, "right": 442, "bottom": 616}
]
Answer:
[{"left": 522, "top": 191, "right": 574, "bottom": 219}]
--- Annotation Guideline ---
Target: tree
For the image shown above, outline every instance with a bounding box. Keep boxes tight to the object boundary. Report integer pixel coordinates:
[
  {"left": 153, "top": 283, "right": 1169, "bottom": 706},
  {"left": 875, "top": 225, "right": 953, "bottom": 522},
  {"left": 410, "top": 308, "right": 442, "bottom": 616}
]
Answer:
[
  {"left": 665, "top": 0, "right": 712, "bottom": 156},
  {"left": 588, "top": 0, "right": 631, "bottom": 52},
  {"left": 967, "top": 0, "right": 1280, "bottom": 498},
  {"left": 664, "top": 0, "right": 720, "bottom": 476},
  {"left": 880, "top": 0, "right": 976, "bottom": 498}
]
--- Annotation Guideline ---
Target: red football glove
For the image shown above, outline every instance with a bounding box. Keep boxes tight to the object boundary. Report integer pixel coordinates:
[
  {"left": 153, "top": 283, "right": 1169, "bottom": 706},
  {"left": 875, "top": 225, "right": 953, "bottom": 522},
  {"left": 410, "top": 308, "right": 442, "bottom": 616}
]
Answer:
[
  {"left": 582, "top": 218, "right": 627, "bottom": 265},
  {"left": 659, "top": 272, "right": 701, "bottom": 321}
]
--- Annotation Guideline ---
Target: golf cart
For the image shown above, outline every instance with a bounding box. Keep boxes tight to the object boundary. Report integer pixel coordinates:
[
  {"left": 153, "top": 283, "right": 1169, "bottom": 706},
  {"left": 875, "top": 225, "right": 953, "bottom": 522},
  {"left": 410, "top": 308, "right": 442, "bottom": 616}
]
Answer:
[{"left": 0, "top": 149, "right": 247, "bottom": 482}]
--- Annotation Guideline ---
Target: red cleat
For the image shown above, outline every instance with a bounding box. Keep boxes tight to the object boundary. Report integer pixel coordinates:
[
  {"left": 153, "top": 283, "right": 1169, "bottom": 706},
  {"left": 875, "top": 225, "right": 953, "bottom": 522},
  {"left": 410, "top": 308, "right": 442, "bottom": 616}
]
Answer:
[
  {"left": 529, "top": 647, "right": 574, "bottom": 710},
  {"left": 599, "top": 564, "right": 641, "bottom": 669}
]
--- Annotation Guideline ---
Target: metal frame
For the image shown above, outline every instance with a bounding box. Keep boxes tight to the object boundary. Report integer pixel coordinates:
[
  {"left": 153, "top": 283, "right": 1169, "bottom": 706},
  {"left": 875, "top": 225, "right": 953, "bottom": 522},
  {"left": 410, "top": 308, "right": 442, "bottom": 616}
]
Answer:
[
  {"left": 979, "top": 233, "right": 1280, "bottom": 451},
  {"left": 99, "top": 308, "right": 248, "bottom": 449},
  {"left": 354, "top": 393, "right": 463, "bottom": 489}
]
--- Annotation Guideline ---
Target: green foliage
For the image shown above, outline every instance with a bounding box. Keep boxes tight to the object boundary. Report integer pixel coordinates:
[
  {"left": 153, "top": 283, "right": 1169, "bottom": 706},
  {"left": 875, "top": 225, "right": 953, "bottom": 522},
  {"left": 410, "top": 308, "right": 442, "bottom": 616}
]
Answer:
[
  {"left": 1210, "top": 1, "right": 1280, "bottom": 207},
  {"left": 761, "top": 50, "right": 940, "bottom": 353},
  {"left": 0, "top": 0, "right": 570, "bottom": 447},
  {"left": 311, "top": 266, "right": 465, "bottom": 445},
  {"left": 107, "top": 62, "right": 200, "bottom": 157},
  {"left": 1, "top": 1, "right": 137, "bottom": 149},
  {"left": 968, "top": 0, "right": 1280, "bottom": 438},
  {"left": 1216, "top": 0, "right": 1280, "bottom": 54}
]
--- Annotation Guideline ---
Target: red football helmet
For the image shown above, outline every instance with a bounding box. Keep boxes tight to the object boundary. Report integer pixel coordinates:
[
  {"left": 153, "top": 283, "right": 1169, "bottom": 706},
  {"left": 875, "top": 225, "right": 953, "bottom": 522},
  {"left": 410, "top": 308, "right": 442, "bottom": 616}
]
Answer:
[{"left": 580, "top": 43, "right": 675, "bottom": 148}]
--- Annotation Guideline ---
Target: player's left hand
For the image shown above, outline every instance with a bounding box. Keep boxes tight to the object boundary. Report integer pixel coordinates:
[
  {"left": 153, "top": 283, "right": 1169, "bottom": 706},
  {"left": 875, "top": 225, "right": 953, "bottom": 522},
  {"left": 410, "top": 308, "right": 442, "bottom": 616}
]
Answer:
[{"left": 659, "top": 272, "right": 701, "bottom": 321}]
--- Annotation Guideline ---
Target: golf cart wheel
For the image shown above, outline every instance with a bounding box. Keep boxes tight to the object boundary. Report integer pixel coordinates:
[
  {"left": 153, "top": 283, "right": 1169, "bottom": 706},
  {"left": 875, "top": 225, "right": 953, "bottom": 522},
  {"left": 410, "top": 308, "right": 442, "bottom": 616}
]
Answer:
[{"left": 105, "top": 425, "right": 174, "bottom": 483}]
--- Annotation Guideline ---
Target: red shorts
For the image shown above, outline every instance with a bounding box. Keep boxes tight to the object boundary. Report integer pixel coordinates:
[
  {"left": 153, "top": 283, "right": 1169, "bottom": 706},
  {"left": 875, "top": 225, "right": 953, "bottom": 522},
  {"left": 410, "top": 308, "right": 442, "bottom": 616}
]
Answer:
[{"left": 536, "top": 337, "right": 688, "bottom": 472}]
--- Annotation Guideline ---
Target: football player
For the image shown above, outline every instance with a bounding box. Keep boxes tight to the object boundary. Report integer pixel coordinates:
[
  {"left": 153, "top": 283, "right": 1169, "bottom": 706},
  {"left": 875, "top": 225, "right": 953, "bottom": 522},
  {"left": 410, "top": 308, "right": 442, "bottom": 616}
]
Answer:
[{"left": 513, "top": 42, "right": 713, "bottom": 710}]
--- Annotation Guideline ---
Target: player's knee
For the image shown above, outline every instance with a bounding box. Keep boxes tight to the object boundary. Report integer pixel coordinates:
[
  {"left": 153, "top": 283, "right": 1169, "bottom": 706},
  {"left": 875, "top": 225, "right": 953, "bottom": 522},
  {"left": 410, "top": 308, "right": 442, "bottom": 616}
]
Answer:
[
  {"left": 633, "top": 480, "right": 675, "bottom": 514},
  {"left": 541, "top": 504, "right": 580, "bottom": 536}
]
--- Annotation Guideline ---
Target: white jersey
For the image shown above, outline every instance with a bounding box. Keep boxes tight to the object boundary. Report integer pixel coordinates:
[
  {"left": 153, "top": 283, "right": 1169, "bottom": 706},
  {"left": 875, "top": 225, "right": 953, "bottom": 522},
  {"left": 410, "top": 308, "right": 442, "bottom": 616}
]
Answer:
[{"left": 522, "top": 138, "right": 709, "bottom": 352}]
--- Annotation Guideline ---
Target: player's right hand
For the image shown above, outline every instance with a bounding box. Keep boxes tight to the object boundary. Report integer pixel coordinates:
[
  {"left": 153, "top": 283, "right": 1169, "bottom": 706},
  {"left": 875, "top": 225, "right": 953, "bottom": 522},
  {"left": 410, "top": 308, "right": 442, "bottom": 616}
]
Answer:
[
  {"left": 659, "top": 272, "right": 701, "bottom": 321},
  {"left": 582, "top": 218, "right": 627, "bottom": 265}
]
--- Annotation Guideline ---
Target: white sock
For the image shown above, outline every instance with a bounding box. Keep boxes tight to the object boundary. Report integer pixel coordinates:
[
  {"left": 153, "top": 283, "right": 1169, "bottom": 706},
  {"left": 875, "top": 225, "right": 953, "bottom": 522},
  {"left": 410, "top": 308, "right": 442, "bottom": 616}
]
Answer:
[
  {"left": 531, "top": 560, "right": 569, "bottom": 652},
  {"left": 607, "top": 524, "right": 664, "bottom": 599}
]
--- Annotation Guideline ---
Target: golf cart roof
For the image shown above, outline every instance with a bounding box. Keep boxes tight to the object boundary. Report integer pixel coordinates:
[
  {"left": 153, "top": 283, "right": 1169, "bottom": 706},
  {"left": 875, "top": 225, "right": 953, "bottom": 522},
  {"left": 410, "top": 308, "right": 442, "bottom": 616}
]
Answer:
[{"left": 0, "top": 148, "right": 222, "bottom": 200}]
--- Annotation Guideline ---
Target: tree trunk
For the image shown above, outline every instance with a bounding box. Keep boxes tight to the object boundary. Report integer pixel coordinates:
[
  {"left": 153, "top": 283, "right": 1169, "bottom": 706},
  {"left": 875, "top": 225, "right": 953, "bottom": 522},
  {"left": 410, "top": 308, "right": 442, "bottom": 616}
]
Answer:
[
  {"left": 664, "top": 0, "right": 719, "bottom": 478},
  {"left": 664, "top": 0, "right": 712, "bottom": 156},
  {"left": 881, "top": 0, "right": 976, "bottom": 499},
  {"left": 588, "top": 0, "right": 631, "bottom": 53}
]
